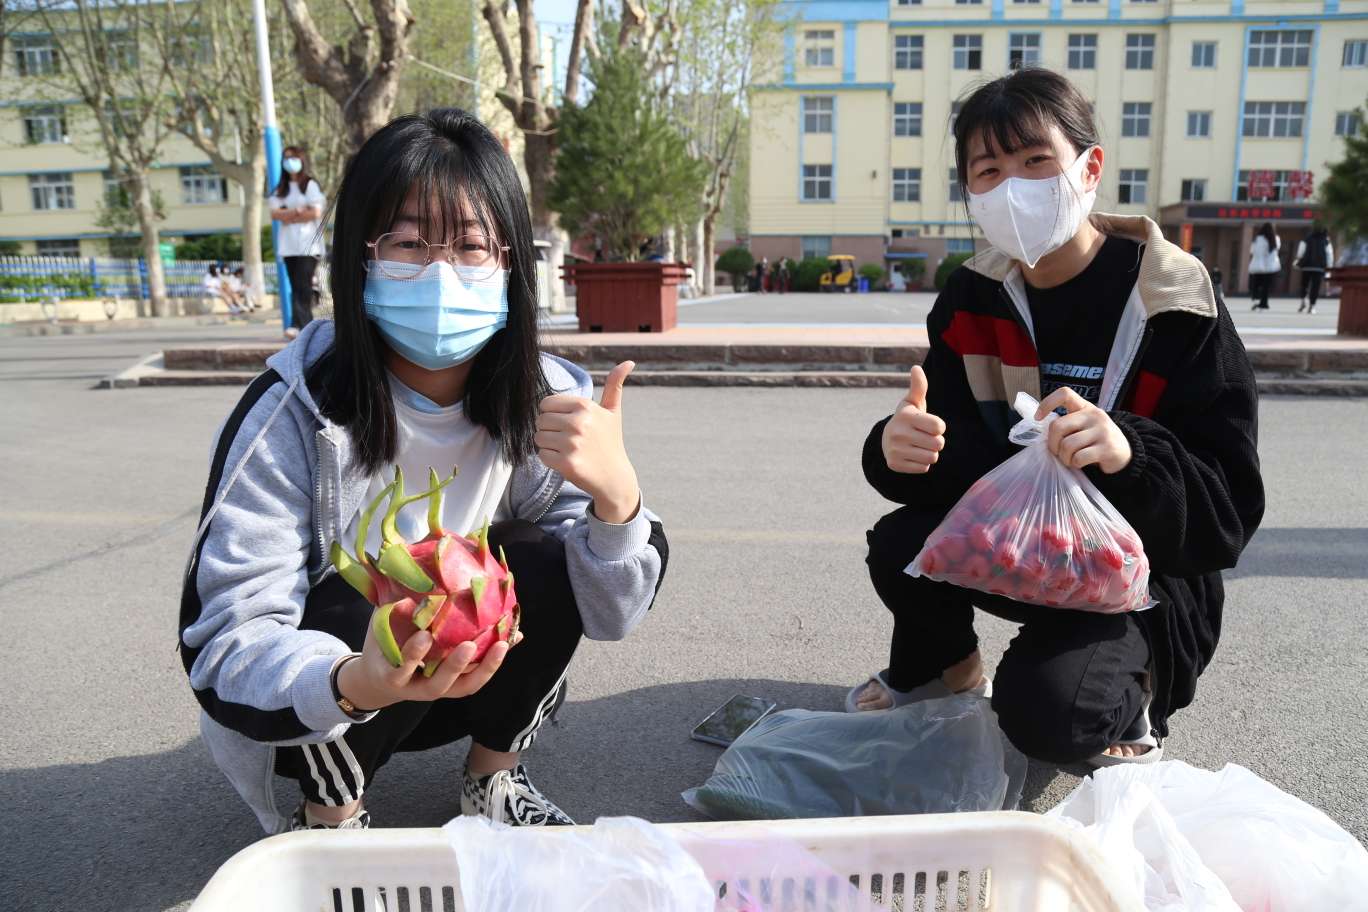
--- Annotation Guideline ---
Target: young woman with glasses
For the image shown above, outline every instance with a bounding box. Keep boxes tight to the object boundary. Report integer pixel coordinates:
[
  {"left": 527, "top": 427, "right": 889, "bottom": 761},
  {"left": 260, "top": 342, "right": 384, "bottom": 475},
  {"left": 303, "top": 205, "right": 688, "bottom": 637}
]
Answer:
[{"left": 180, "top": 109, "right": 668, "bottom": 834}]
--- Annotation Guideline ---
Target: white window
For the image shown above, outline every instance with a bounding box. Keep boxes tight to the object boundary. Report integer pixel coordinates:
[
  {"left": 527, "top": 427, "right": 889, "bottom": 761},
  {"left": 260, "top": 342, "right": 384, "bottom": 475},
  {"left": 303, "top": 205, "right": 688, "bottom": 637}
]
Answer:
[
  {"left": 181, "top": 166, "right": 228, "bottom": 205},
  {"left": 1186, "top": 111, "right": 1212, "bottom": 138},
  {"left": 802, "top": 164, "right": 833, "bottom": 201},
  {"left": 1180, "top": 179, "right": 1207, "bottom": 202},
  {"left": 954, "top": 0, "right": 984, "bottom": 5},
  {"left": 36, "top": 238, "right": 81, "bottom": 257},
  {"left": 1125, "top": 34, "right": 1155, "bottom": 70},
  {"left": 1248, "top": 30, "right": 1313, "bottom": 68},
  {"left": 100, "top": 31, "right": 139, "bottom": 71},
  {"left": 1012, "top": 0, "right": 1042, "bottom": 4},
  {"left": 953, "top": 35, "right": 982, "bottom": 70},
  {"left": 1190, "top": 41, "right": 1217, "bottom": 69},
  {"left": 1009, "top": 34, "right": 1041, "bottom": 70},
  {"left": 802, "top": 96, "right": 833, "bottom": 134},
  {"left": 949, "top": 167, "right": 964, "bottom": 203},
  {"left": 1242, "top": 101, "right": 1306, "bottom": 138},
  {"left": 1118, "top": 169, "right": 1148, "bottom": 204},
  {"left": 1343, "top": 40, "right": 1368, "bottom": 67},
  {"left": 1072, "top": 0, "right": 1100, "bottom": 3},
  {"left": 30, "top": 172, "right": 75, "bottom": 210},
  {"left": 14, "top": 34, "right": 59, "bottom": 77},
  {"left": 892, "top": 167, "right": 921, "bottom": 202},
  {"left": 894, "top": 35, "right": 923, "bottom": 70},
  {"left": 1237, "top": 169, "right": 1294, "bottom": 201},
  {"left": 893, "top": 102, "right": 923, "bottom": 137},
  {"left": 1121, "top": 102, "right": 1152, "bottom": 138},
  {"left": 1068, "top": 34, "right": 1097, "bottom": 70},
  {"left": 1335, "top": 111, "right": 1362, "bottom": 137},
  {"left": 23, "top": 106, "right": 66, "bottom": 144},
  {"left": 802, "top": 236, "right": 832, "bottom": 259},
  {"left": 946, "top": 238, "right": 975, "bottom": 253},
  {"left": 804, "top": 30, "right": 835, "bottom": 68},
  {"left": 897, "top": 0, "right": 922, "bottom": 5}
]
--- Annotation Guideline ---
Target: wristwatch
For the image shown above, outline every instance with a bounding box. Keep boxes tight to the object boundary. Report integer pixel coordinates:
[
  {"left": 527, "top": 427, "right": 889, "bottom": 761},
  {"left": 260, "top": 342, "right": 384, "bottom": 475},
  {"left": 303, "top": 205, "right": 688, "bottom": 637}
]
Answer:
[{"left": 330, "top": 654, "right": 369, "bottom": 719}]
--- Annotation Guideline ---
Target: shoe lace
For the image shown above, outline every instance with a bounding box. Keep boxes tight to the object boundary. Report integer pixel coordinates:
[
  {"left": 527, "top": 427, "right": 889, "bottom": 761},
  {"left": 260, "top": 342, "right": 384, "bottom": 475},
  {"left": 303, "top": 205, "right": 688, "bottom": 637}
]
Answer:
[{"left": 481, "top": 768, "right": 558, "bottom": 825}]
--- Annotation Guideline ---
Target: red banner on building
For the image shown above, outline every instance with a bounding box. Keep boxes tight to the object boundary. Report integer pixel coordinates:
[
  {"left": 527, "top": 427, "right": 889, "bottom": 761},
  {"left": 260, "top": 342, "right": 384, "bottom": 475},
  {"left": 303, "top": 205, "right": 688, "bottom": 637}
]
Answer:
[
  {"left": 1248, "top": 170, "right": 1275, "bottom": 201},
  {"left": 1288, "top": 170, "right": 1315, "bottom": 201}
]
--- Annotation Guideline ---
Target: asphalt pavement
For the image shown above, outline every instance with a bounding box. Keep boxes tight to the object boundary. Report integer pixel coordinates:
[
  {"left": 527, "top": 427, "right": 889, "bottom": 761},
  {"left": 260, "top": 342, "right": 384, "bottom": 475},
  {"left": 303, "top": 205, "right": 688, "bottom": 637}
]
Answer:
[{"left": 1, "top": 330, "right": 1365, "bottom": 911}]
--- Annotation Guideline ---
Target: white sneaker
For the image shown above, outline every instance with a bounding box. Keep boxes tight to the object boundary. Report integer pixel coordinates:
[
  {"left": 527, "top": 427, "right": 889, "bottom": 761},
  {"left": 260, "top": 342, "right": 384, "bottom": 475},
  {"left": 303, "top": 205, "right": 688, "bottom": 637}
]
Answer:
[
  {"left": 289, "top": 803, "right": 371, "bottom": 831},
  {"left": 461, "top": 763, "right": 574, "bottom": 826}
]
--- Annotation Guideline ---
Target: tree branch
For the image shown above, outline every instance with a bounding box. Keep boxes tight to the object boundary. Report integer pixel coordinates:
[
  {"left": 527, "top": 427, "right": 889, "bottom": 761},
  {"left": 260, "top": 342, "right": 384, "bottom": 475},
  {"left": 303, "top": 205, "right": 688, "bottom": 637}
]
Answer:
[
  {"left": 480, "top": 0, "right": 522, "bottom": 115},
  {"left": 279, "top": 0, "right": 360, "bottom": 108},
  {"left": 563, "top": 0, "right": 594, "bottom": 106}
]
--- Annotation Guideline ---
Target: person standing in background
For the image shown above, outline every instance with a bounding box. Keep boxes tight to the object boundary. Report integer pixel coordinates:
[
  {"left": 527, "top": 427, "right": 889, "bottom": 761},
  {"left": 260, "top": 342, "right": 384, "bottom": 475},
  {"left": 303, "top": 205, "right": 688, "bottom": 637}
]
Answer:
[
  {"left": 1247, "top": 222, "right": 1281, "bottom": 312},
  {"left": 1294, "top": 225, "right": 1333, "bottom": 314},
  {"left": 269, "top": 146, "right": 327, "bottom": 338}
]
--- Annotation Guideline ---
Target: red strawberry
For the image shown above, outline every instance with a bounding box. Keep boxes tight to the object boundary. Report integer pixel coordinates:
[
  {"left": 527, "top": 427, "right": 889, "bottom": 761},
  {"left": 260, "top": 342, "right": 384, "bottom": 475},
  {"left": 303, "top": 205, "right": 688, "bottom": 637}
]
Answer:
[
  {"left": 994, "top": 542, "right": 1021, "bottom": 571},
  {"left": 1097, "top": 544, "right": 1126, "bottom": 572},
  {"left": 939, "top": 534, "right": 970, "bottom": 564},
  {"left": 919, "top": 547, "right": 941, "bottom": 576},
  {"left": 1041, "top": 524, "right": 1074, "bottom": 554},
  {"left": 963, "top": 554, "right": 992, "bottom": 581}
]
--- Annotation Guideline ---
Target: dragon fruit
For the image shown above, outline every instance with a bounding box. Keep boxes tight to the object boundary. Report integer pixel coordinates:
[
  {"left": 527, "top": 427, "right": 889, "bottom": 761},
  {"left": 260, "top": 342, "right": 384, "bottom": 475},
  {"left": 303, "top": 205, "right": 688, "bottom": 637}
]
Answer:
[{"left": 329, "top": 466, "right": 520, "bottom": 676}]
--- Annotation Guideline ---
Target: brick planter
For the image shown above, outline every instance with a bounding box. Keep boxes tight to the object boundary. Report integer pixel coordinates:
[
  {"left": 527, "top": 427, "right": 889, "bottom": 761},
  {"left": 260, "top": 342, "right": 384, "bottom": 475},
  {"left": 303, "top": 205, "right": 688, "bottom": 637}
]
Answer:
[
  {"left": 1335, "top": 264, "right": 1368, "bottom": 337},
  {"left": 561, "top": 261, "right": 689, "bottom": 333}
]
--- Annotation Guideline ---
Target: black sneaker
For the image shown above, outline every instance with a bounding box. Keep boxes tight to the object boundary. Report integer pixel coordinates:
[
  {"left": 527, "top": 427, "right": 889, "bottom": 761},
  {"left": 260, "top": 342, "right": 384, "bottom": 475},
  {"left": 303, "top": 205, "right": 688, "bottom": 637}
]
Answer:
[
  {"left": 289, "top": 803, "right": 371, "bottom": 831},
  {"left": 461, "top": 763, "right": 575, "bottom": 826}
]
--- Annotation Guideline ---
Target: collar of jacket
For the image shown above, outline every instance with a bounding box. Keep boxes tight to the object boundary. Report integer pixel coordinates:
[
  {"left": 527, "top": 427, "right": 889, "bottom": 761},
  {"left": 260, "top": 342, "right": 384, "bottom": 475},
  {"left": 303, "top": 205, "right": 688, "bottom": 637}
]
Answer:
[{"left": 962, "top": 212, "right": 1219, "bottom": 322}]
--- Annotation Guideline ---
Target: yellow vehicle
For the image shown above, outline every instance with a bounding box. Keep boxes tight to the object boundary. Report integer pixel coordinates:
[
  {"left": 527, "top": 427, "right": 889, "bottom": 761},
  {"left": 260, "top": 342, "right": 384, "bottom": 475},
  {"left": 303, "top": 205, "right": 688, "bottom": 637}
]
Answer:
[{"left": 819, "top": 255, "right": 857, "bottom": 293}]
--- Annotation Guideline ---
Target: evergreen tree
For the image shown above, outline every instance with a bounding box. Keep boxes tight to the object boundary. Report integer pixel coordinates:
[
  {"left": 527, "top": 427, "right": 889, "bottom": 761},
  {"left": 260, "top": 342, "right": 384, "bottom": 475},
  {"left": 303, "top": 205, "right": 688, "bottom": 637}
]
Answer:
[
  {"left": 549, "top": 48, "right": 709, "bottom": 262},
  {"left": 1321, "top": 104, "right": 1368, "bottom": 255}
]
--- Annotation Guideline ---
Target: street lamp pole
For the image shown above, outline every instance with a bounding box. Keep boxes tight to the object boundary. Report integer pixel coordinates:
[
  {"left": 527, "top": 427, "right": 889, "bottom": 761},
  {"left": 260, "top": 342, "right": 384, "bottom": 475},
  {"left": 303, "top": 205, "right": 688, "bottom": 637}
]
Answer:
[{"left": 251, "top": 0, "right": 293, "bottom": 332}]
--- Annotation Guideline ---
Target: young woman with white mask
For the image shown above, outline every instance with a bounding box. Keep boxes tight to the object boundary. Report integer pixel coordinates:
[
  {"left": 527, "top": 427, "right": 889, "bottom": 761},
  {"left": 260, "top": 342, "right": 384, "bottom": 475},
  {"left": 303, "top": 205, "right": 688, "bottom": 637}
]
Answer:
[
  {"left": 269, "top": 145, "right": 327, "bottom": 336},
  {"left": 180, "top": 109, "right": 667, "bottom": 834},
  {"left": 851, "top": 70, "right": 1264, "bottom": 768}
]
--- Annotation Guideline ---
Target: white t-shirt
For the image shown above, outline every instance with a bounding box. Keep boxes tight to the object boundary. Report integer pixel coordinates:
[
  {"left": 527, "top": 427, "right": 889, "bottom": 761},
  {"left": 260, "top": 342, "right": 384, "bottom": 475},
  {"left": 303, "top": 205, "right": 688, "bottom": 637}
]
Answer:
[
  {"left": 343, "top": 376, "right": 514, "bottom": 560},
  {"left": 202, "top": 274, "right": 221, "bottom": 294},
  {"left": 268, "top": 179, "right": 326, "bottom": 258}
]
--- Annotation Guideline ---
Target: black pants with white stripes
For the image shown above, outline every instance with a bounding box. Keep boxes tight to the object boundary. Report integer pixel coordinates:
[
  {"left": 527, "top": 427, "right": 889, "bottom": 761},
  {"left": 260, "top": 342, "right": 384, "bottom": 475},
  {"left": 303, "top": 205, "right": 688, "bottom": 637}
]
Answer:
[{"left": 274, "top": 519, "right": 583, "bottom": 807}]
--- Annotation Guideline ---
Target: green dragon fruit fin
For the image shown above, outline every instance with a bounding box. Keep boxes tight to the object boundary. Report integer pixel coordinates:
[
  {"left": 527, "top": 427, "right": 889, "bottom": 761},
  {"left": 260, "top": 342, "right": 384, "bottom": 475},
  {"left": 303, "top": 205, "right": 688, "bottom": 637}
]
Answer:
[
  {"left": 470, "top": 575, "right": 487, "bottom": 605},
  {"left": 331, "top": 541, "right": 377, "bottom": 602},
  {"left": 412, "top": 593, "right": 444, "bottom": 630},
  {"left": 498, "top": 545, "right": 509, "bottom": 571},
  {"left": 422, "top": 657, "right": 442, "bottom": 678},
  {"left": 372, "top": 602, "right": 404, "bottom": 667},
  {"left": 377, "top": 542, "right": 435, "bottom": 592},
  {"left": 355, "top": 479, "right": 398, "bottom": 569},
  {"left": 384, "top": 466, "right": 457, "bottom": 545}
]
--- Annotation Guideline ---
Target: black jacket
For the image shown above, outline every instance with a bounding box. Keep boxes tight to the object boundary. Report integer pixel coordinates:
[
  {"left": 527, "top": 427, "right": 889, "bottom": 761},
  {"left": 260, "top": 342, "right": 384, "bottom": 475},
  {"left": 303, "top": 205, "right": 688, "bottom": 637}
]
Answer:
[{"left": 863, "top": 214, "right": 1266, "bottom": 736}]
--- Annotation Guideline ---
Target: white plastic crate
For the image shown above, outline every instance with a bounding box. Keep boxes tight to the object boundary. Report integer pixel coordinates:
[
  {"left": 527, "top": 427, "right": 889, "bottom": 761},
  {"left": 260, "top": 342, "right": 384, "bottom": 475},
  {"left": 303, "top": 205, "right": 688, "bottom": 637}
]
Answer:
[{"left": 191, "top": 811, "right": 1144, "bottom": 912}]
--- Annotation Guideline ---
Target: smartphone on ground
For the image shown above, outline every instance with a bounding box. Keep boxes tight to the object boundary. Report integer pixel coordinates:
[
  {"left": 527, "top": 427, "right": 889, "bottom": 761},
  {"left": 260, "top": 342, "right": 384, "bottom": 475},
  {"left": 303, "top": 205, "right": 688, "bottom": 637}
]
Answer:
[{"left": 690, "top": 694, "right": 778, "bottom": 747}]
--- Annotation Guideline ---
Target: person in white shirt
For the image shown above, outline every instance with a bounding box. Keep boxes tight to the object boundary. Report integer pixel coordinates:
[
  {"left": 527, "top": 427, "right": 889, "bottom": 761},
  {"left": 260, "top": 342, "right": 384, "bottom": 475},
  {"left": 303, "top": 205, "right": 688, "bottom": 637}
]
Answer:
[
  {"left": 1247, "top": 222, "right": 1281, "bottom": 312},
  {"left": 268, "top": 146, "right": 327, "bottom": 335}
]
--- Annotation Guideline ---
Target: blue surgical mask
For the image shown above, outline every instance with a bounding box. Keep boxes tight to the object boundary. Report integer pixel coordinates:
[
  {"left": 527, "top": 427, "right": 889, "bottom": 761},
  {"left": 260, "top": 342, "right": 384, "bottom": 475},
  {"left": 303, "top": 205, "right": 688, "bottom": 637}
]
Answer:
[
  {"left": 283, "top": 157, "right": 303, "bottom": 174},
  {"left": 363, "top": 261, "right": 509, "bottom": 371}
]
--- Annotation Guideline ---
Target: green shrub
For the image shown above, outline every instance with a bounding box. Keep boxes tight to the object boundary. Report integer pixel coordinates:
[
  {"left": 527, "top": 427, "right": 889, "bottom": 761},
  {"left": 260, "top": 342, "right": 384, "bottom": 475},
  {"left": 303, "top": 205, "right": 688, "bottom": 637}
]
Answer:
[
  {"left": 0, "top": 240, "right": 21, "bottom": 256},
  {"left": 858, "top": 263, "right": 886, "bottom": 285},
  {"left": 716, "top": 246, "right": 755, "bottom": 290},
  {"left": 899, "top": 259, "right": 926, "bottom": 284},
  {"left": 178, "top": 233, "right": 243, "bottom": 261},
  {"left": 793, "top": 256, "right": 831, "bottom": 292},
  {"left": 934, "top": 252, "right": 973, "bottom": 291}
]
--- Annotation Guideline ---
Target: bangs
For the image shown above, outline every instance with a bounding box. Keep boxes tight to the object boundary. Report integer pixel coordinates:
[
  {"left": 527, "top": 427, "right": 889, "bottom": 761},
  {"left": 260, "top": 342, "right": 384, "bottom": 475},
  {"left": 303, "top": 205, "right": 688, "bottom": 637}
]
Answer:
[
  {"left": 961, "top": 98, "right": 1053, "bottom": 163},
  {"left": 368, "top": 138, "right": 500, "bottom": 243}
]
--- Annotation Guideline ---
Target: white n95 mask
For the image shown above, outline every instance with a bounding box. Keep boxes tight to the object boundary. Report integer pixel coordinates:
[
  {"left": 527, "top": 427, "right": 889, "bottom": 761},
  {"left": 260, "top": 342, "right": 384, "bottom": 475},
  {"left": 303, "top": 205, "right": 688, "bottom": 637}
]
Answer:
[{"left": 967, "top": 147, "right": 1098, "bottom": 268}]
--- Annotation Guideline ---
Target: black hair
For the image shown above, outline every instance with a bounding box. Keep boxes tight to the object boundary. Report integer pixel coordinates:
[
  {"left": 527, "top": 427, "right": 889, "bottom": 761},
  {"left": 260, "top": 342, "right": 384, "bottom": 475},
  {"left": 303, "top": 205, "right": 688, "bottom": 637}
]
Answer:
[
  {"left": 952, "top": 68, "right": 1099, "bottom": 200},
  {"left": 272, "top": 145, "right": 320, "bottom": 198},
  {"left": 317, "top": 107, "right": 548, "bottom": 475},
  {"left": 207, "top": 263, "right": 219, "bottom": 276},
  {"left": 1258, "top": 222, "right": 1278, "bottom": 246}
]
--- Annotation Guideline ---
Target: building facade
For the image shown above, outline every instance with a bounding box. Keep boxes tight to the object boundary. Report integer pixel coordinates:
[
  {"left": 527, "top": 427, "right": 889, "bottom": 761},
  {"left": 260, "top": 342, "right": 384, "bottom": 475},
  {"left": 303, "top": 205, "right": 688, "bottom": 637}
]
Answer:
[
  {"left": 0, "top": 31, "right": 244, "bottom": 258},
  {"left": 749, "top": 0, "right": 1368, "bottom": 292}
]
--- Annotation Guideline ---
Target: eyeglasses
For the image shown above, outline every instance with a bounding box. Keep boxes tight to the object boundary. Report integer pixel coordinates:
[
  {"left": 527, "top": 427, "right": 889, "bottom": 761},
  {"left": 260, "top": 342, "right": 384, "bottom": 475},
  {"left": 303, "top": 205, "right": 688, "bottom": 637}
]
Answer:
[{"left": 364, "top": 232, "right": 510, "bottom": 281}]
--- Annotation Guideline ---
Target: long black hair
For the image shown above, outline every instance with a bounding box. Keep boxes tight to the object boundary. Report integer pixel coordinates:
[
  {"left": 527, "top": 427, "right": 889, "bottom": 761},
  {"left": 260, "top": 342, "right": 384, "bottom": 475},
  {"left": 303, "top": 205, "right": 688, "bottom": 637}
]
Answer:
[
  {"left": 952, "top": 68, "right": 1099, "bottom": 202},
  {"left": 1257, "top": 222, "right": 1278, "bottom": 247},
  {"left": 318, "top": 107, "right": 548, "bottom": 474},
  {"left": 272, "top": 145, "right": 320, "bottom": 198}
]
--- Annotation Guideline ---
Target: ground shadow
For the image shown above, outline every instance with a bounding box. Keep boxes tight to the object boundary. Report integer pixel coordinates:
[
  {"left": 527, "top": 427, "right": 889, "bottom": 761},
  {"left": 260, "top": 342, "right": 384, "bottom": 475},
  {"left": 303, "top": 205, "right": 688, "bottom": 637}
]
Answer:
[
  {"left": 1227, "top": 527, "right": 1368, "bottom": 580},
  {"left": 0, "top": 680, "right": 1081, "bottom": 912}
]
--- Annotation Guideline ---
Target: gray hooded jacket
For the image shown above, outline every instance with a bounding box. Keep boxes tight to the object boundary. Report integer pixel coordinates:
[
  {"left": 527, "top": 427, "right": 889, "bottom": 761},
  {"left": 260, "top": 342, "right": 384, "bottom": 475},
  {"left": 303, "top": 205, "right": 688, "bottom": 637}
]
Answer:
[{"left": 179, "top": 321, "right": 664, "bottom": 833}]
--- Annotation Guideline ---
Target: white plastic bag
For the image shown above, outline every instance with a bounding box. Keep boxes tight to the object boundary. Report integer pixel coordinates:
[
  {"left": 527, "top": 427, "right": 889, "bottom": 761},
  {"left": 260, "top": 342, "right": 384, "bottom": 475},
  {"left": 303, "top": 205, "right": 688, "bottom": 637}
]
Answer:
[
  {"left": 443, "top": 815, "right": 715, "bottom": 911},
  {"left": 682, "top": 694, "right": 1027, "bottom": 821},
  {"left": 1049, "top": 761, "right": 1368, "bottom": 912},
  {"left": 907, "top": 392, "right": 1153, "bottom": 613}
]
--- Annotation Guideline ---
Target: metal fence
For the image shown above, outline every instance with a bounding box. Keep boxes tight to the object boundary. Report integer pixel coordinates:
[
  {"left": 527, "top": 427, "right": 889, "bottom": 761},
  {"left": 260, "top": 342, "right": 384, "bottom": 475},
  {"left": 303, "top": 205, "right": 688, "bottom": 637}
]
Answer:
[{"left": 0, "top": 255, "right": 279, "bottom": 302}]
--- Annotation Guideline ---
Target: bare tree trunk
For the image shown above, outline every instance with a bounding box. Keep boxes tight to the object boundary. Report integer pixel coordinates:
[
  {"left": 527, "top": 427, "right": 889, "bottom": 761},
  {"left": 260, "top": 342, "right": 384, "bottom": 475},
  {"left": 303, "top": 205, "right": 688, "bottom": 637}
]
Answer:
[
  {"left": 691, "top": 217, "right": 705, "bottom": 296},
  {"left": 241, "top": 155, "right": 266, "bottom": 301},
  {"left": 131, "top": 173, "right": 168, "bottom": 315},
  {"left": 523, "top": 131, "right": 567, "bottom": 311},
  {"left": 702, "top": 215, "right": 716, "bottom": 297},
  {"left": 663, "top": 225, "right": 676, "bottom": 263}
]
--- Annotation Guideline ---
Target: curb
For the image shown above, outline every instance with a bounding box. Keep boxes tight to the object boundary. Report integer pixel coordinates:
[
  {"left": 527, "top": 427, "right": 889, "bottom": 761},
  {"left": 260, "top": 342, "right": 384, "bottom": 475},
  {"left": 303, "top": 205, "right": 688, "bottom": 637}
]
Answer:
[{"left": 0, "top": 313, "right": 280, "bottom": 338}]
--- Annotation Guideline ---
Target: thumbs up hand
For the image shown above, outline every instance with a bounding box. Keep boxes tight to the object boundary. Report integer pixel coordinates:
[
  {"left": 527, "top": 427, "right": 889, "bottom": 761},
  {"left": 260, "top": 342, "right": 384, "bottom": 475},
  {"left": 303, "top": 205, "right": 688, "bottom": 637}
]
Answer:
[
  {"left": 881, "top": 365, "right": 947, "bottom": 474},
  {"left": 536, "top": 361, "right": 642, "bottom": 523}
]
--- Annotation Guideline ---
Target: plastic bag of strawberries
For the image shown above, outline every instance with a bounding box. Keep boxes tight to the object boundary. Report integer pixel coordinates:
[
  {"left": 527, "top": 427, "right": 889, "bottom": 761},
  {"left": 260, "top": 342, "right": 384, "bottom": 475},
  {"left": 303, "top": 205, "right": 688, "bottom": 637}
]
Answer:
[{"left": 906, "top": 392, "right": 1154, "bottom": 614}]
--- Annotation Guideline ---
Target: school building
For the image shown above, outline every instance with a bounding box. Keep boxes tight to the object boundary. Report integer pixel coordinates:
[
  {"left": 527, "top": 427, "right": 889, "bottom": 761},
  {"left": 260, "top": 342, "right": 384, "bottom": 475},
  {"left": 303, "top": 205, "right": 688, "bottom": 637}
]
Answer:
[{"left": 748, "top": 0, "right": 1368, "bottom": 293}]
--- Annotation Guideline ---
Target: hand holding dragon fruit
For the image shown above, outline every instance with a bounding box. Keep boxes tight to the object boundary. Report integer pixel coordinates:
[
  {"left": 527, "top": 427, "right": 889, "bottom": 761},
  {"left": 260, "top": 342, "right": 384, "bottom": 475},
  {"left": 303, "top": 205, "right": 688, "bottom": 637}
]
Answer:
[{"left": 330, "top": 466, "right": 522, "bottom": 678}]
